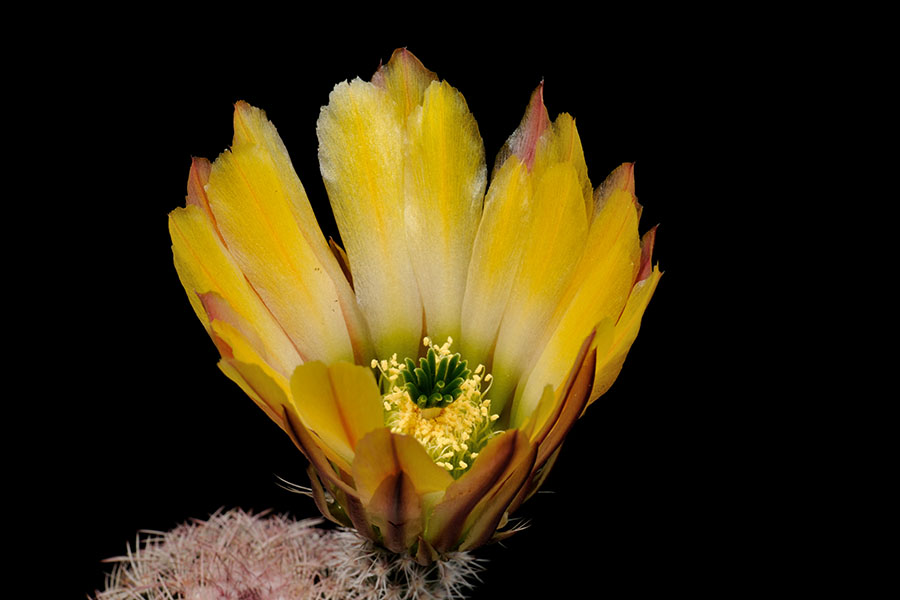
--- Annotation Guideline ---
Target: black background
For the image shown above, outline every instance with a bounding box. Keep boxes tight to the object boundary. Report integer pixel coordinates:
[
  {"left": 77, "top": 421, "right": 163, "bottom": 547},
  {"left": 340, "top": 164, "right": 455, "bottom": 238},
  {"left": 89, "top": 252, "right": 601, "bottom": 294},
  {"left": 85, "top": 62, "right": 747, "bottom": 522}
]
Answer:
[{"left": 55, "top": 31, "right": 752, "bottom": 599}]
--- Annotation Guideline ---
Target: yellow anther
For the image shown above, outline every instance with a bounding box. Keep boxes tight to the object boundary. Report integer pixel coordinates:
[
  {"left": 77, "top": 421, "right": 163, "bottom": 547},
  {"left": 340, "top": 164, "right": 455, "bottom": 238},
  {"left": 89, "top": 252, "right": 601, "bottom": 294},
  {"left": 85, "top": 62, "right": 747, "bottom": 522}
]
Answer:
[{"left": 371, "top": 359, "right": 379, "bottom": 369}]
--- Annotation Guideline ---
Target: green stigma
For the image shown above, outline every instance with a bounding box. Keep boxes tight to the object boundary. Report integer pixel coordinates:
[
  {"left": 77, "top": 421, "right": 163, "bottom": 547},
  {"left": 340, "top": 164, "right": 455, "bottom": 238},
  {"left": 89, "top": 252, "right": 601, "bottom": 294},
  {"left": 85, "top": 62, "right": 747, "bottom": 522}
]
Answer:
[{"left": 401, "top": 347, "right": 471, "bottom": 410}]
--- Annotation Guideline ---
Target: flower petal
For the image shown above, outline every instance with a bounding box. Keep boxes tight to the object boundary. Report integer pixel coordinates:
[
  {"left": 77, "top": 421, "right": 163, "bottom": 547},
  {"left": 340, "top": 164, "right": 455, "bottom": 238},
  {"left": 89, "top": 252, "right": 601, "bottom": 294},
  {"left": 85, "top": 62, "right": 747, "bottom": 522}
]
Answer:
[
  {"left": 425, "top": 429, "right": 520, "bottom": 552},
  {"left": 288, "top": 362, "right": 384, "bottom": 472},
  {"left": 207, "top": 102, "right": 370, "bottom": 365},
  {"left": 459, "top": 156, "right": 531, "bottom": 369},
  {"left": 457, "top": 430, "right": 537, "bottom": 551},
  {"left": 353, "top": 428, "right": 454, "bottom": 505},
  {"left": 488, "top": 161, "right": 589, "bottom": 415},
  {"left": 317, "top": 79, "right": 423, "bottom": 360},
  {"left": 353, "top": 428, "right": 454, "bottom": 553},
  {"left": 509, "top": 182, "right": 640, "bottom": 425},
  {"left": 169, "top": 200, "right": 303, "bottom": 375},
  {"left": 405, "top": 80, "right": 486, "bottom": 343},
  {"left": 591, "top": 263, "right": 662, "bottom": 404},
  {"left": 281, "top": 405, "right": 374, "bottom": 539}
]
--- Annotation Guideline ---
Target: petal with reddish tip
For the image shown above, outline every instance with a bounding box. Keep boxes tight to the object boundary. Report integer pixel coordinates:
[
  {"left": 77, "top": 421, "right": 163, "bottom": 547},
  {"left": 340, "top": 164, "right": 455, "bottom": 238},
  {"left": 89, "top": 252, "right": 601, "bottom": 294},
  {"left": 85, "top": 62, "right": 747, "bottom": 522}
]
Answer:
[
  {"left": 207, "top": 102, "right": 371, "bottom": 365},
  {"left": 492, "top": 83, "right": 550, "bottom": 174},
  {"left": 405, "top": 80, "right": 486, "bottom": 343},
  {"left": 317, "top": 79, "right": 422, "bottom": 360},
  {"left": 289, "top": 362, "right": 383, "bottom": 472}
]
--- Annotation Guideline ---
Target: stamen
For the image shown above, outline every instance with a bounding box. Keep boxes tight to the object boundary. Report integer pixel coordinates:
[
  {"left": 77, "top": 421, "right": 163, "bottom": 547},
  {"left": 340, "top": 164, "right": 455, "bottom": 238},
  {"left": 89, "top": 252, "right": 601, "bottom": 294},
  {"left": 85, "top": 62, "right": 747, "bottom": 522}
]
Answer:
[{"left": 375, "top": 337, "right": 502, "bottom": 478}]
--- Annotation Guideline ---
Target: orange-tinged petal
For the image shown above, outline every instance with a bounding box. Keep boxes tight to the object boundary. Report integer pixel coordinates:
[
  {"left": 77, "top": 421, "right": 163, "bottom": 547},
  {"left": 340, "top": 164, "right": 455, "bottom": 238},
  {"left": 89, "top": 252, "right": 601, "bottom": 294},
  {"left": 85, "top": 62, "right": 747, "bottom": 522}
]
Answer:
[
  {"left": 492, "top": 83, "right": 550, "bottom": 174},
  {"left": 317, "top": 79, "right": 422, "bottom": 360},
  {"left": 288, "top": 362, "right": 383, "bottom": 472},
  {"left": 207, "top": 102, "right": 370, "bottom": 365},
  {"left": 405, "top": 80, "right": 486, "bottom": 343}
]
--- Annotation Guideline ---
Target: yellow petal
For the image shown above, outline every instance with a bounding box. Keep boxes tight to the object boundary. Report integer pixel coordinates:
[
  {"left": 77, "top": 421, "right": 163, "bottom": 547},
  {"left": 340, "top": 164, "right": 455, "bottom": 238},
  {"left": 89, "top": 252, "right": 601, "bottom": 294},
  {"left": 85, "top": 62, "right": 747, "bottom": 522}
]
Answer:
[
  {"left": 488, "top": 161, "right": 589, "bottom": 415},
  {"left": 353, "top": 428, "right": 453, "bottom": 503},
  {"left": 217, "top": 359, "right": 288, "bottom": 430},
  {"left": 169, "top": 202, "right": 302, "bottom": 376},
  {"left": 288, "top": 362, "right": 384, "bottom": 471},
  {"left": 509, "top": 185, "right": 640, "bottom": 425},
  {"left": 546, "top": 113, "right": 593, "bottom": 218},
  {"left": 591, "top": 264, "right": 661, "bottom": 403},
  {"left": 459, "top": 156, "right": 531, "bottom": 369},
  {"left": 405, "top": 80, "right": 486, "bottom": 343},
  {"left": 207, "top": 102, "right": 370, "bottom": 365},
  {"left": 317, "top": 79, "right": 422, "bottom": 360}
]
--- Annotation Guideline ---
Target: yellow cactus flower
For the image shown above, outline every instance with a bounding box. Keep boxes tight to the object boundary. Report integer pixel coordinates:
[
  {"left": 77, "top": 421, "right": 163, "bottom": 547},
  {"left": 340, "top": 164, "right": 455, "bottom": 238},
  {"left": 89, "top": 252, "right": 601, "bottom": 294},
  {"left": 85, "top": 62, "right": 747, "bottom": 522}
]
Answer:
[{"left": 169, "top": 48, "right": 660, "bottom": 564}]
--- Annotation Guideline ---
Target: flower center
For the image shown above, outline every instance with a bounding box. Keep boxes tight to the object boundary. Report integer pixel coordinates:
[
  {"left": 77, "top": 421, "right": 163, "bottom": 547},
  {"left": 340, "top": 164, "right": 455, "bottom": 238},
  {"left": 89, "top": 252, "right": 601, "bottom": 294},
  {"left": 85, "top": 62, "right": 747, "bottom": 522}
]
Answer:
[{"left": 372, "top": 337, "right": 500, "bottom": 477}]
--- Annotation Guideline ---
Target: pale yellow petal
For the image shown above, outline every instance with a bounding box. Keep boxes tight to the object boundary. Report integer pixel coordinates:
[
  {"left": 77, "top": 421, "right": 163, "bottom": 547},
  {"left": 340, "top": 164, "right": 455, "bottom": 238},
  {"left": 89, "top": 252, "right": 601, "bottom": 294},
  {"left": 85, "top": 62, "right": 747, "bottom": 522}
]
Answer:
[
  {"left": 405, "top": 80, "right": 486, "bottom": 343},
  {"left": 169, "top": 203, "right": 302, "bottom": 376},
  {"left": 547, "top": 113, "right": 592, "bottom": 218},
  {"left": 289, "top": 362, "right": 384, "bottom": 471},
  {"left": 207, "top": 102, "right": 370, "bottom": 365},
  {"left": 317, "top": 79, "right": 422, "bottom": 360},
  {"left": 488, "top": 162, "right": 589, "bottom": 416}
]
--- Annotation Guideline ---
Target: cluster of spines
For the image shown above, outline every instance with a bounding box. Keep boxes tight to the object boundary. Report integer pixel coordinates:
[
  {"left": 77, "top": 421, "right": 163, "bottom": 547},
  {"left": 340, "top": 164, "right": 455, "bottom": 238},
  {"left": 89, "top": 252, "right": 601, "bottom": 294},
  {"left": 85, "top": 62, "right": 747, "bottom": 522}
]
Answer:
[{"left": 94, "top": 508, "right": 484, "bottom": 600}]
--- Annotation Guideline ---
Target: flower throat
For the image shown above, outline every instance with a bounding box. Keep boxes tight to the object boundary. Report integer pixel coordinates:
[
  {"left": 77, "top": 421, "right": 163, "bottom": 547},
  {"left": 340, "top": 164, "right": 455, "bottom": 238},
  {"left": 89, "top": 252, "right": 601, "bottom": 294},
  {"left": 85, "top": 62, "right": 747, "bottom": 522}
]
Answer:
[{"left": 372, "top": 337, "right": 500, "bottom": 478}]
